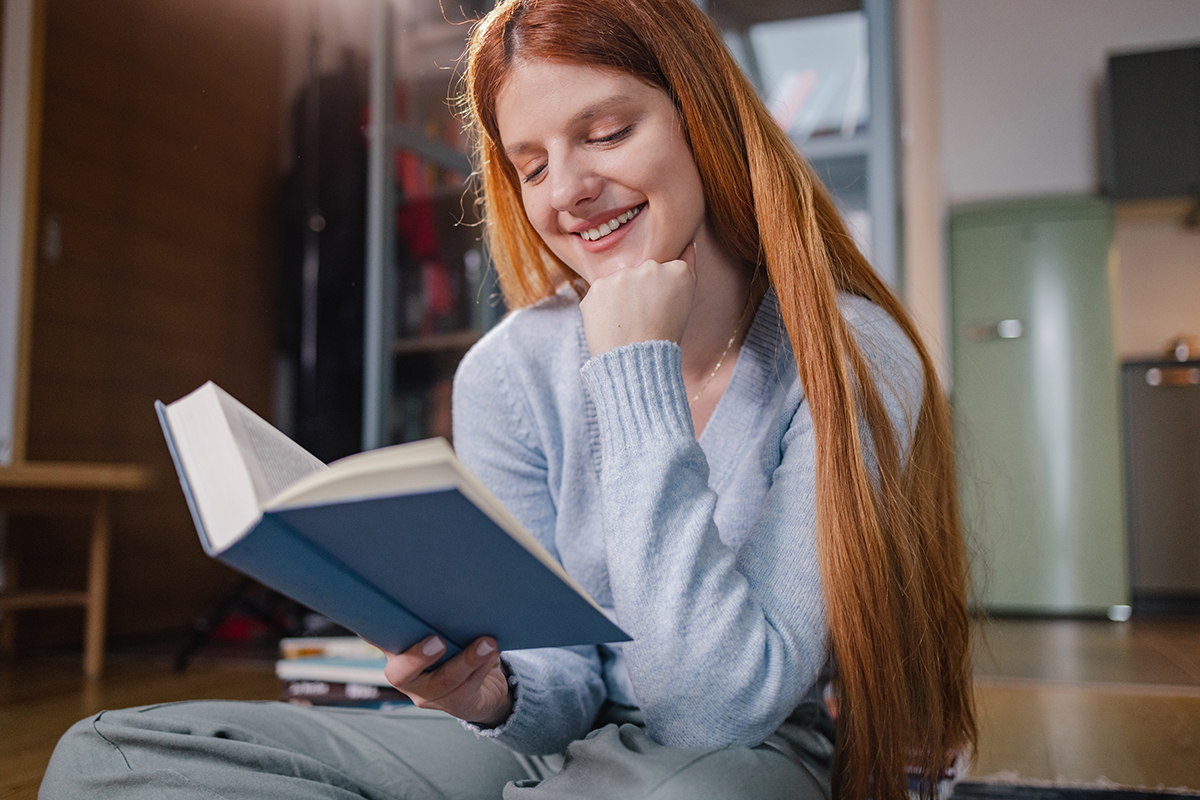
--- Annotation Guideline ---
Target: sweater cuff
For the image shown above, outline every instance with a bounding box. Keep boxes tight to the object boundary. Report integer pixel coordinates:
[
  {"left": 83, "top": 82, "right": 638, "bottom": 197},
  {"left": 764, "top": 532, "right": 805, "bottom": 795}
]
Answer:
[
  {"left": 459, "top": 653, "right": 562, "bottom": 753},
  {"left": 579, "top": 341, "right": 694, "bottom": 458}
]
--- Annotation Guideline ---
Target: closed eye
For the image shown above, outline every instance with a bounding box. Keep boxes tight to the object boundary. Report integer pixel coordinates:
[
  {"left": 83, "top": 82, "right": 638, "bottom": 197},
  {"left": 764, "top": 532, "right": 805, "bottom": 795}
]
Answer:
[
  {"left": 521, "top": 126, "right": 630, "bottom": 183},
  {"left": 522, "top": 162, "right": 547, "bottom": 184},
  {"left": 589, "top": 125, "right": 633, "bottom": 145}
]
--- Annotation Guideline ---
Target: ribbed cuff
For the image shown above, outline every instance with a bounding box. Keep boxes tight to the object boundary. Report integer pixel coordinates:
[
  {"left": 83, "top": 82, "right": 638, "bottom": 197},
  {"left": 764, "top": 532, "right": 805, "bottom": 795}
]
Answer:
[
  {"left": 579, "top": 341, "right": 695, "bottom": 459},
  {"left": 460, "top": 652, "right": 572, "bottom": 754}
]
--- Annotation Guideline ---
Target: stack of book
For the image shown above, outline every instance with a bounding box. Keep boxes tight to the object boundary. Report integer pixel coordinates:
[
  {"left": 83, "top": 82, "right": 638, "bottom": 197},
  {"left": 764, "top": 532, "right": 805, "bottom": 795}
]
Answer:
[{"left": 276, "top": 636, "right": 410, "bottom": 710}]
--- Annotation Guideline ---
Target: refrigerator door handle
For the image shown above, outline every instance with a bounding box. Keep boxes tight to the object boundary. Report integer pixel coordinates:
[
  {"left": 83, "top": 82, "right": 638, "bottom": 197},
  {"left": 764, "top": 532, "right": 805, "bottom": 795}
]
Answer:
[{"left": 966, "top": 319, "right": 1024, "bottom": 341}]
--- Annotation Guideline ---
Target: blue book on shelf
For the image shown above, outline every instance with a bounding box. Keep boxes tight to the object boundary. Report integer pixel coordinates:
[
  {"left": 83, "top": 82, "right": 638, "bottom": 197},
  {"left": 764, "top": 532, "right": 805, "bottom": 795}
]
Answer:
[{"left": 156, "top": 381, "right": 629, "bottom": 659}]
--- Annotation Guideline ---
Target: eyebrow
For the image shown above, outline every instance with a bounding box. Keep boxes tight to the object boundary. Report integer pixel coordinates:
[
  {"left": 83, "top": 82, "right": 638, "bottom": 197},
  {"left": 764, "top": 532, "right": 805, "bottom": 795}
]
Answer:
[{"left": 503, "top": 94, "right": 634, "bottom": 159}]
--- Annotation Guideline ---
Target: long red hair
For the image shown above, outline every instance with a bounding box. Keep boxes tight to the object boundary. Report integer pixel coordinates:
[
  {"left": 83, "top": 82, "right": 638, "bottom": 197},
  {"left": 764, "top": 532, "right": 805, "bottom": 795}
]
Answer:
[{"left": 459, "top": 2, "right": 976, "bottom": 799}]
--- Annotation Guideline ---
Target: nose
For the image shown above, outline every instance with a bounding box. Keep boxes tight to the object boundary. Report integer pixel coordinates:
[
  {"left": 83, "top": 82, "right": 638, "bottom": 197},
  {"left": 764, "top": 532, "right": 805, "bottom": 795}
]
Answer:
[{"left": 547, "top": 150, "right": 601, "bottom": 212}]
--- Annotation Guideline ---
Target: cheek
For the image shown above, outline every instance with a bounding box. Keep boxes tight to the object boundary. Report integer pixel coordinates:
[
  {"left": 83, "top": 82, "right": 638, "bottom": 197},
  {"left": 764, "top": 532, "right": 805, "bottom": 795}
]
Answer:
[
  {"left": 521, "top": 190, "right": 554, "bottom": 236},
  {"left": 653, "top": 159, "right": 707, "bottom": 231},
  {"left": 521, "top": 190, "right": 577, "bottom": 263},
  {"left": 643, "top": 135, "right": 704, "bottom": 204}
]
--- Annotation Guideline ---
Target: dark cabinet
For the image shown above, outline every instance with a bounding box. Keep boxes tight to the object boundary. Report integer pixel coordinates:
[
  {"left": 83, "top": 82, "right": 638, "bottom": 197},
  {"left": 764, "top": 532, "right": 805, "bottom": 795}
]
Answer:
[{"left": 1122, "top": 360, "right": 1200, "bottom": 611}]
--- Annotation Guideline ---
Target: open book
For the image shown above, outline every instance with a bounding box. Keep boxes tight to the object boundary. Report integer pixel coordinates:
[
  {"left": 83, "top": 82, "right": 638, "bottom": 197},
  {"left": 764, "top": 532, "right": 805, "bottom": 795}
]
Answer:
[{"left": 157, "top": 381, "right": 629, "bottom": 658}]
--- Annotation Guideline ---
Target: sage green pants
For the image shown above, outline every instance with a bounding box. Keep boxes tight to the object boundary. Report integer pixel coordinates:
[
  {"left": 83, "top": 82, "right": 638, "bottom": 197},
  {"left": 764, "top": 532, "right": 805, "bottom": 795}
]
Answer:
[{"left": 40, "top": 700, "right": 834, "bottom": 799}]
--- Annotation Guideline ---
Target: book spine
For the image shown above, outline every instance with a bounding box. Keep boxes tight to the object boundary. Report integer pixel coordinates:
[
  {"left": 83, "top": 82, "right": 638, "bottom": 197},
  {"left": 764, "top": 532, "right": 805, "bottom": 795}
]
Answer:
[
  {"left": 279, "top": 637, "right": 382, "bottom": 660},
  {"left": 281, "top": 678, "right": 411, "bottom": 709},
  {"left": 220, "top": 514, "right": 461, "bottom": 659}
]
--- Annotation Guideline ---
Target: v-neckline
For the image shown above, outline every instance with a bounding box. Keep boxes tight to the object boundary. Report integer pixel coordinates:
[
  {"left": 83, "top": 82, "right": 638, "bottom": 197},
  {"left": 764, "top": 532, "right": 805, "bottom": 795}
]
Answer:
[
  {"left": 575, "top": 288, "right": 785, "bottom": 492},
  {"left": 696, "top": 289, "right": 779, "bottom": 454}
]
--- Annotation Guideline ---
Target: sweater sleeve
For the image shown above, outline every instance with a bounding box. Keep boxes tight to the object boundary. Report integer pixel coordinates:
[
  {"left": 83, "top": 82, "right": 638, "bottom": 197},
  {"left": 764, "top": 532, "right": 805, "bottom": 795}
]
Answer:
[
  {"left": 451, "top": 328, "right": 607, "bottom": 755},
  {"left": 579, "top": 319, "right": 922, "bottom": 748}
]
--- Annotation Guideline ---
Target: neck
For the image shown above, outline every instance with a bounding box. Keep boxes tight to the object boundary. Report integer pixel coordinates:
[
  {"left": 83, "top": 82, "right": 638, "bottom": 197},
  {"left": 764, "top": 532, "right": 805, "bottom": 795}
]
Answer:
[{"left": 679, "top": 257, "right": 761, "bottom": 385}]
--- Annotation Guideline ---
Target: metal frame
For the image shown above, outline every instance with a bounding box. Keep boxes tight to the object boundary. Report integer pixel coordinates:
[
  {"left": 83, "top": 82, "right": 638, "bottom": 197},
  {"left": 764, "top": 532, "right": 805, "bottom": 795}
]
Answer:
[{"left": 362, "top": 0, "right": 396, "bottom": 451}]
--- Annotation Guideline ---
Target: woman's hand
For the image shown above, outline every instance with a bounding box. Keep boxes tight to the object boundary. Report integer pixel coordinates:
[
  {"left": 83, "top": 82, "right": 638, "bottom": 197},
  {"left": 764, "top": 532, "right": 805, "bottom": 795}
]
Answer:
[
  {"left": 383, "top": 636, "right": 514, "bottom": 727},
  {"left": 579, "top": 244, "right": 697, "bottom": 356}
]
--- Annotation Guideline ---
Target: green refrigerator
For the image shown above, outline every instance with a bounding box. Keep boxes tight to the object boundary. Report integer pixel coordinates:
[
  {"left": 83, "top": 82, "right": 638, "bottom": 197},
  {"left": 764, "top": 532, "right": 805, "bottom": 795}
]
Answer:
[{"left": 949, "top": 196, "right": 1129, "bottom": 615}]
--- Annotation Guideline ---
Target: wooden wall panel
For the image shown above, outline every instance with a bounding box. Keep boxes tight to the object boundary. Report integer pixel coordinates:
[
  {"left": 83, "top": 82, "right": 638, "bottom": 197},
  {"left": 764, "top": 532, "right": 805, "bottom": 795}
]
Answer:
[{"left": 12, "top": 0, "right": 289, "bottom": 648}]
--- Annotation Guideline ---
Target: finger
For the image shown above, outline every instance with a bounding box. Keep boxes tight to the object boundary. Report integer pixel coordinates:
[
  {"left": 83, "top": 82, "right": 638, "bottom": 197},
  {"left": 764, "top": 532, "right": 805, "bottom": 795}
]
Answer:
[
  {"left": 422, "top": 637, "right": 501, "bottom": 702},
  {"left": 383, "top": 635, "right": 447, "bottom": 689},
  {"left": 392, "top": 637, "right": 501, "bottom": 703}
]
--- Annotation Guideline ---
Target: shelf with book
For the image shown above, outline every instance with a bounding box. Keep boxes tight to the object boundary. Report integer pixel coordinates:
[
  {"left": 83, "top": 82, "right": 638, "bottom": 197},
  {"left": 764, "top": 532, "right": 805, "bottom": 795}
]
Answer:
[
  {"left": 393, "top": 330, "right": 481, "bottom": 356},
  {"left": 717, "top": 0, "right": 898, "bottom": 286},
  {"left": 373, "top": 0, "right": 504, "bottom": 449},
  {"left": 389, "top": 184, "right": 497, "bottom": 446}
]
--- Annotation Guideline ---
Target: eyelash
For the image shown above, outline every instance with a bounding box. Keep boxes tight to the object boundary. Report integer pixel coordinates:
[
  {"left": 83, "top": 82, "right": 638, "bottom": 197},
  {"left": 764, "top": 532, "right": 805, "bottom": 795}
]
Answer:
[
  {"left": 521, "top": 125, "right": 634, "bottom": 184},
  {"left": 590, "top": 125, "right": 633, "bottom": 145}
]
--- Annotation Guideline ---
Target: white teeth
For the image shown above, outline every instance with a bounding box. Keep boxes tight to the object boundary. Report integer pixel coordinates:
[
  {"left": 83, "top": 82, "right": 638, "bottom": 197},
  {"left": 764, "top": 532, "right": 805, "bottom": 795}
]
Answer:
[{"left": 580, "top": 204, "right": 641, "bottom": 242}]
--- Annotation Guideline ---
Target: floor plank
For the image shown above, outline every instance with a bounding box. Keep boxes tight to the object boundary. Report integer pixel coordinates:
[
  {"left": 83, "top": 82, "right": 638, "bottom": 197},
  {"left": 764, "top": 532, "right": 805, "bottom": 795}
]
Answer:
[
  {"left": 974, "top": 618, "right": 1200, "bottom": 687},
  {"left": 972, "top": 681, "right": 1200, "bottom": 790}
]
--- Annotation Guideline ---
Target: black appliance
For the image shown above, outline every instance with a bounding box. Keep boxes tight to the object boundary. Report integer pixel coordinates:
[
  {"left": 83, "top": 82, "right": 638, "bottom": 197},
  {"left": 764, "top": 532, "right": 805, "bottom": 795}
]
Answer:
[{"left": 1122, "top": 360, "right": 1200, "bottom": 613}]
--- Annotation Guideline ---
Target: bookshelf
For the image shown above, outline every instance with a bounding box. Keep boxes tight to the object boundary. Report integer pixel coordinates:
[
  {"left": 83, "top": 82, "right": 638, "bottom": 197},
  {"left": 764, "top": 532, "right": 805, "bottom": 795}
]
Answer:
[
  {"left": 361, "top": 0, "right": 499, "bottom": 452},
  {"left": 715, "top": 0, "right": 899, "bottom": 287}
]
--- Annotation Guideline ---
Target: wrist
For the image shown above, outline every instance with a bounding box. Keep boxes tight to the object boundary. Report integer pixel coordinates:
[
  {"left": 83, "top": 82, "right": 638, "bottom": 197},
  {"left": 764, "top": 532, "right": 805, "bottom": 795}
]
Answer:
[
  {"left": 473, "top": 691, "right": 515, "bottom": 729},
  {"left": 471, "top": 660, "right": 516, "bottom": 729}
]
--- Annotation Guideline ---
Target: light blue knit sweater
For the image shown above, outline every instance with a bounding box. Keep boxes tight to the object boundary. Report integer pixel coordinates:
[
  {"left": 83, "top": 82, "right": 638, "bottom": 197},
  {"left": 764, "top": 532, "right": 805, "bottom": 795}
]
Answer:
[{"left": 451, "top": 287, "right": 923, "bottom": 756}]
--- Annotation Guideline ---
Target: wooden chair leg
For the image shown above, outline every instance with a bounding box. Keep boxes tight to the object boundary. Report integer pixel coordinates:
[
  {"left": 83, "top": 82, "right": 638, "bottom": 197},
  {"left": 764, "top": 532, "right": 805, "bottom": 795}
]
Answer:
[
  {"left": 0, "top": 531, "right": 16, "bottom": 653},
  {"left": 83, "top": 492, "right": 110, "bottom": 679}
]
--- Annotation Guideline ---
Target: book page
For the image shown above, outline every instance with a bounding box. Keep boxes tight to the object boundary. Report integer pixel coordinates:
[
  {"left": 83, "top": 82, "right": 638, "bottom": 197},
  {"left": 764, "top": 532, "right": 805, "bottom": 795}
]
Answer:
[
  {"left": 216, "top": 387, "right": 326, "bottom": 505},
  {"left": 266, "top": 438, "right": 458, "bottom": 509},
  {"left": 163, "top": 384, "right": 262, "bottom": 553}
]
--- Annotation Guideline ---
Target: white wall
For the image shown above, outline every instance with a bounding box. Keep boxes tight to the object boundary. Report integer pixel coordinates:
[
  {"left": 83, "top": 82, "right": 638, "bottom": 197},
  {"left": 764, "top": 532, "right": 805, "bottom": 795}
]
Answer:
[
  {"left": 901, "top": 0, "right": 1200, "bottom": 372},
  {"left": 937, "top": 0, "right": 1200, "bottom": 204}
]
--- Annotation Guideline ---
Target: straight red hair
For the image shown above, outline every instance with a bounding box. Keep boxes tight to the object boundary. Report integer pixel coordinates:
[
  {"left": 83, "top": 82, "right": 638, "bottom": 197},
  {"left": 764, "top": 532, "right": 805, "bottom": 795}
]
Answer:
[{"left": 459, "top": 2, "right": 977, "bottom": 799}]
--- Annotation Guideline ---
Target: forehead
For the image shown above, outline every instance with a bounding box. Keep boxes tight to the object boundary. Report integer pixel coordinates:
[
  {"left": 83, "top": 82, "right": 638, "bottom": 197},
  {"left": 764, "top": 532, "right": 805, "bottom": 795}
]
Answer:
[{"left": 494, "top": 59, "right": 666, "bottom": 149}]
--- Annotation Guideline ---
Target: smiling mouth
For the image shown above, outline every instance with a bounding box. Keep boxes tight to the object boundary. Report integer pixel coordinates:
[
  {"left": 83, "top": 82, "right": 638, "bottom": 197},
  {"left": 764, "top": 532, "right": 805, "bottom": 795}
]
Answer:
[{"left": 577, "top": 203, "right": 645, "bottom": 242}]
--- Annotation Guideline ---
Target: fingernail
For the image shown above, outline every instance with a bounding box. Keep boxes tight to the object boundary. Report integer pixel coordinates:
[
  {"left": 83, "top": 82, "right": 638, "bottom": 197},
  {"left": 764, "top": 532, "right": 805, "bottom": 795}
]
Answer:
[
  {"left": 476, "top": 640, "right": 495, "bottom": 656},
  {"left": 423, "top": 636, "right": 445, "bottom": 656}
]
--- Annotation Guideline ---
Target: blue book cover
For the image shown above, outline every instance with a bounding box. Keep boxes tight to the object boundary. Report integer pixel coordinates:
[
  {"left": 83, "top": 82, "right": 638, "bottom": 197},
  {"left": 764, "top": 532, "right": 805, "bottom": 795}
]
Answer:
[{"left": 156, "top": 382, "right": 629, "bottom": 659}]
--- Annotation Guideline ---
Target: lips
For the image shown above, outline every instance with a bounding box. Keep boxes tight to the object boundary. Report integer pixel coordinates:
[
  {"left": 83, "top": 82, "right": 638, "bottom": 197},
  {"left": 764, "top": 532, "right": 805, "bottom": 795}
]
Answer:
[{"left": 576, "top": 203, "right": 645, "bottom": 242}]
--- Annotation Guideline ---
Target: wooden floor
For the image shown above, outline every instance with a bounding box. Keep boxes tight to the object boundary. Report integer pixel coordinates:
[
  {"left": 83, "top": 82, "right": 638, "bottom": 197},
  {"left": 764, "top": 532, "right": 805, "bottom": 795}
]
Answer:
[
  {"left": 2, "top": 618, "right": 1200, "bottom": 798},
  {"left": 970, "top": 617, "right": 1200, "bottom": 791},
  {"left": 0, "top": 648, "right": 279, "bottom": 799}
]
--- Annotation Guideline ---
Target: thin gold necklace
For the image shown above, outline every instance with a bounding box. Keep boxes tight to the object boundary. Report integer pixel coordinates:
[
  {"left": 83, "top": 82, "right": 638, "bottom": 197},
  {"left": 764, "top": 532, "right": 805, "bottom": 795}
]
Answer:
[{"left": 689, "top": 291, "right": 755, "bottom": 405}]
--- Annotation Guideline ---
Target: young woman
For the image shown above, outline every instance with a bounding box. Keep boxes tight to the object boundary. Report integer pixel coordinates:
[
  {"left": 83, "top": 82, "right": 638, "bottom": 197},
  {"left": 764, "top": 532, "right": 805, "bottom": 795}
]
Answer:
[{"left": 41, "top": 1, "right": 975, "bottom": 798}]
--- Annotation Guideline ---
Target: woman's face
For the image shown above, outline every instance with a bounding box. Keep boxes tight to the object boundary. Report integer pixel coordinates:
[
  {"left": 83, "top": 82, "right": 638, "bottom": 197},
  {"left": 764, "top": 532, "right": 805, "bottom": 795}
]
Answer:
[{"left": 494, "top": 58, "right": 710, "bottom": 285}]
